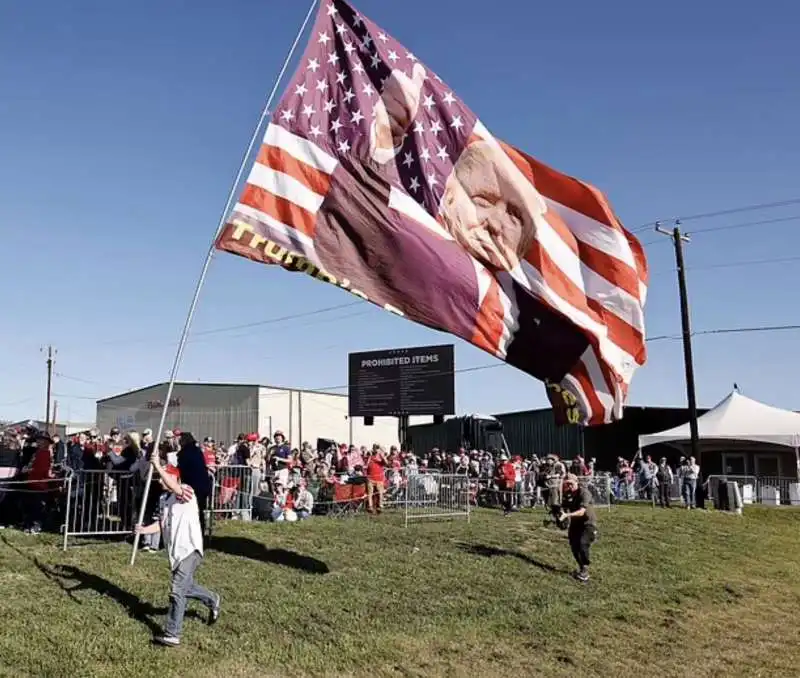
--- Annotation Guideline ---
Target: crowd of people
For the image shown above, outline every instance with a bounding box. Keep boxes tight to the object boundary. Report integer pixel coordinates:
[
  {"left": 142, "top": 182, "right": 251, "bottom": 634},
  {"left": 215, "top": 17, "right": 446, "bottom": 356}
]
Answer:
[{"left": 0, "top": 422, "right": 704, "bottom": 535}]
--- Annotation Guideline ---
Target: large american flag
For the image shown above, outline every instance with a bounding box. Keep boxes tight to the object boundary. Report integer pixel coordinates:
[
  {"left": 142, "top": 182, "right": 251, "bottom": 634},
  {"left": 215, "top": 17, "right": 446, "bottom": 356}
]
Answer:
[{"left": 216, "top": 0, "right": 649, "bottom": 426}]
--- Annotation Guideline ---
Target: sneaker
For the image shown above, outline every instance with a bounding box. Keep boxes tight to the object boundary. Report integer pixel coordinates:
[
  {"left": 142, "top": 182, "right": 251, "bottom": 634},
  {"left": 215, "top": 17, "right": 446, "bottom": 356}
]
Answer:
[
  {"left": 209, "top": 594, "right": 221, "bottom": 626},
  {"left": 154, "top": 635, "right": 180, "bottom": 647},
  {"left": 141, "top": 545, "right": 152, "bottom": 553},
  {"left": 576, "top": 570, "right": 589, "bottom": 583}
]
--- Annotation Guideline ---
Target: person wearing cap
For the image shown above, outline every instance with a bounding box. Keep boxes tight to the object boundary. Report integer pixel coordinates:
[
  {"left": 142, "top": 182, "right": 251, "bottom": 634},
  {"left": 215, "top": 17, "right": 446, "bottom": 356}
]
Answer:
[
  {"left": 559, "top": 474, "right": 598, "bottom": 582},
  {"left": 269, "top": 432, "right": 291, "bottom": 486},
  {"left": 496, "top": 454, "right": 516, "bottom": 515},
  {"left": 142, "top": 429, "right": 155, "bottom": 456},
  {"left": 23, "top": 431, "right": 55, "bottom": 534},
  {"left": 656, "top": 458, "right": 673, "bottom": 508},
  {"left": 244, "top": 433, "right": 265, "bottom": 514},
  {"left": 201, "top": 437, "right": 217, "bottom": 471},
  {"left": 136, "top": 451, "right": 220, "bottom": 647}
]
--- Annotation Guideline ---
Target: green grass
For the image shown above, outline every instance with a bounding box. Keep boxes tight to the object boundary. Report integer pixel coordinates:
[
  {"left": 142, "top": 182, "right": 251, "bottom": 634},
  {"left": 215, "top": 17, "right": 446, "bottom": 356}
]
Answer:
[{"left": 2, "top": 506, "right": 800, "bottom": 678}]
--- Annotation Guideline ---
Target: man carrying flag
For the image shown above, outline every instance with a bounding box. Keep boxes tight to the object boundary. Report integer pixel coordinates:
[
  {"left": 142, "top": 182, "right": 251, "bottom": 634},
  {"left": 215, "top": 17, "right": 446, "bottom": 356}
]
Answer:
[{"left": 135, "top": 452, "right": 220, "bottom": 647}]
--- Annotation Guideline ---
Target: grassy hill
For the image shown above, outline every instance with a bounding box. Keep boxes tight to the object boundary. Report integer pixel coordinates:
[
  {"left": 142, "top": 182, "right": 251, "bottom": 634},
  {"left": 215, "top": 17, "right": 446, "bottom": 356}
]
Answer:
[{"left": 1, "top": 506, "right": 799, "bottom": 677}]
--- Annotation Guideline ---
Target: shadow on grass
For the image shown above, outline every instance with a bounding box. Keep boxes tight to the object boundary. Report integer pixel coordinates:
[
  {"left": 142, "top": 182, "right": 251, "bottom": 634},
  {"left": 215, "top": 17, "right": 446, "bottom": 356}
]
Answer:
[
  {"left": 32, "top": 561, "right": 202, "bottom": 635},
  {"left": 456, "top": 542, "right": 569, "bottom": 575},
  {"left": 209, "top": 536, "right": 330, "bottom": 574}
]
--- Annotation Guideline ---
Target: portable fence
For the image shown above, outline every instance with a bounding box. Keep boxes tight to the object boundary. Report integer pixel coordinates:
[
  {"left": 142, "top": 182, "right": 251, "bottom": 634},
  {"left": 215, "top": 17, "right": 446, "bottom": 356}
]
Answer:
[
  {"left": 209, "top": 465, "right": 254, "bottom": 523},
  {"left": 611, "top": 475, "right": 683, "bottom": 503},
  {"left": 403, "top": 472, "right": 471, "bottom": 527},
  {"left": 581, "top": 475, "right": 613, "bottom": 509},
  {"left": 62, "top": 469, "right": 142, "bottom": 550},
  {"left": 707, "top": 475, "right": 800, "bottom": 506},
  {"left": 0, "top": 475, "right": 70, "bottom": 531}
]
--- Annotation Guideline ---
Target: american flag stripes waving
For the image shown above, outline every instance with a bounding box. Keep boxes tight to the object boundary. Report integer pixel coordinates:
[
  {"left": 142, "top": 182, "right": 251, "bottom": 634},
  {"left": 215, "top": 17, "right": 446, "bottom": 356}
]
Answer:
[{"left": 216, "top": 0, "right": 648, "bottom": 426}]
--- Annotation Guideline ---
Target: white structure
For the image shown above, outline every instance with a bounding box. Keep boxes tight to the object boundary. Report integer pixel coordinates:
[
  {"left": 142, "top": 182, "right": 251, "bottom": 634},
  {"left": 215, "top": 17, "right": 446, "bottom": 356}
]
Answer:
[
  {"left": 638, "top": 391, "right": 800, "bottom": 449},
  {"left": 639, "top": 390, "right": 800, "bottom": 479},
  {"left": 96, "top": 382, "right": 430, "bottom": 448}
]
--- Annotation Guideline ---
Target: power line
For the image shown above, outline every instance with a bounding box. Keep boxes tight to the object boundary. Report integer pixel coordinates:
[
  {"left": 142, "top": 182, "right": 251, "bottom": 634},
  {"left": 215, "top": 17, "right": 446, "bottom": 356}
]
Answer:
[
  {"left": 78, "top": 301, "right": 366, "bottom": 349},
  {"left": 638, "top": 214, "right": 800, "bottom": 249},
  {"left": 630, "top": 197, "right": 800, "bottom": 233},
  {"left": 54, "top": 372, "right": 106, "bottom": 386},
  {"left": 50, "top": 321, "right": 800, "bottom": 408},
  {"left": 696, "top": 324, "right": 800, "bottom": 337},
  {"left": 689, "top": 214, "right": 800, "bottom": 236},
  {"left": 651, "top": 254, "right": 800, "bottom": 275}
]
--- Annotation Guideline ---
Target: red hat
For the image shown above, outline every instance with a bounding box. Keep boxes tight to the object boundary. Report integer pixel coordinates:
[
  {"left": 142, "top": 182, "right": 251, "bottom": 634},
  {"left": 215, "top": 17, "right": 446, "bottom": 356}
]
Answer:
[
  {"left": 173, "top": 429, "right": 182, "bottom": 437},
  {"left": 246, "top": 433, "right": 258, "bottom": 442}
]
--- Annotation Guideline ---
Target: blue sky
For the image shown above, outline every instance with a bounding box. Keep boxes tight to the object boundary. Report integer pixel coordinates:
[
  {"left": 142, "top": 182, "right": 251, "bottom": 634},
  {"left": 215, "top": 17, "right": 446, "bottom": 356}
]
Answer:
[{"left": 1, "top": 0, "right": 798, "bottom": 424}]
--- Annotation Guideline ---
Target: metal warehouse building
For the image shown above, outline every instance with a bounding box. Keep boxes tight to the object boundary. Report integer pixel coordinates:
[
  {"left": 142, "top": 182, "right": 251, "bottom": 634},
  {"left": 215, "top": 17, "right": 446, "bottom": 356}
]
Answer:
[
  {"left": 96, "top": 382, "right": 425, "bottom": 448},
  {"left": 407, "top": 405, "right": 705, "bottom": 471}
]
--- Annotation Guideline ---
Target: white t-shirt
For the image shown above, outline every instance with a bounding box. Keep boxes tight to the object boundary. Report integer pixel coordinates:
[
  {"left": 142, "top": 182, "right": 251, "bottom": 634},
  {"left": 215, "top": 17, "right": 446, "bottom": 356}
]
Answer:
[
  {"left": 295, "top": 489, "right": 314, "bottom": 513},
  {"left": 160, "top": 491, "right": 204, "bottom": 571}
]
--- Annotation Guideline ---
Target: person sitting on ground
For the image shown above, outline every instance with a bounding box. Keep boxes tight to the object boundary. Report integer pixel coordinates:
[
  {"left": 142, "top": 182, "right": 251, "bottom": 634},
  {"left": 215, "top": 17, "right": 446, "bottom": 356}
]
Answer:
[
  {"left": 270, "top": 482, "right": 288, "bottom": 522},
  {"left": 135, "top": 454, "right": 220, "bottom": 647},
  {"left": 293, "top": 483, "right": 314, "bottom": 519}
]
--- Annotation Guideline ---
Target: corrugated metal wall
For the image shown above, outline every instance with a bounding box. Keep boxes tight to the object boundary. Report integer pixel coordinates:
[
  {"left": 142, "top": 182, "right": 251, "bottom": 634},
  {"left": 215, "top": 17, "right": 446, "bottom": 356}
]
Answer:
[
  {"left": 407, "top": 409, "right": 584, "bottom": 458},
  {"left": 96, "top": 383, "right": 260, "bottom": 445},
  {"left": 406, "top": 419, "right": 462, "bottom": 453},
  {"left": 495, "top": 410, "right": 584, "bottom": 457}
]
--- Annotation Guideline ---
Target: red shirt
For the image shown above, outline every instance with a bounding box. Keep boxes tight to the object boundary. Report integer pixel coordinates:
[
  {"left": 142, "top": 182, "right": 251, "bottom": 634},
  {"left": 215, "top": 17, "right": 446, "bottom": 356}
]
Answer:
[
  {"left": 203, "top": 448, "right": 216, "bottom": 468},
  {"left": 366, "top": 455, "right": 386, "bottom": 483},
  {"left": 501, "top": 461, "right": 516, "bottom": 487},
  {"left": 28, "top": 448, "right": 53, "bottom": 492}
]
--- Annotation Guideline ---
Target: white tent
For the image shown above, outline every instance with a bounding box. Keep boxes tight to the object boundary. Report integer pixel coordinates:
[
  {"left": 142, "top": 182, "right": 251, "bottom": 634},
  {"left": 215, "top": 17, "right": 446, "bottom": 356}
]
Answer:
[{"left": 638, "top": 391, "right": 800, "bottom": 449}]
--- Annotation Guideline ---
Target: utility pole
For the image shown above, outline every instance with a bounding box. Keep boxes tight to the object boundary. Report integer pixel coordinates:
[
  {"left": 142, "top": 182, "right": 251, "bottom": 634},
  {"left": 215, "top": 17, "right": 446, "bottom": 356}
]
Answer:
[
  {"left": 42, "top": 345, "right": 56, "bottom": 431},
  {"left": 656, "top": 221, "right": 702, "bottom": 507},
  {"left": 298, "top": 390, "right": 303, "bottom": 444}
]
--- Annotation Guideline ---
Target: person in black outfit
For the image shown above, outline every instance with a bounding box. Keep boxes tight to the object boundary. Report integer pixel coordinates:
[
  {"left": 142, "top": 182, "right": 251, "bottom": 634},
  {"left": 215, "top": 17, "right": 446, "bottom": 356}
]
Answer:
[
  {"left": 176, "top": 432, "right": 211, "bottom": 541},
  {"left": 560, "top": 474, "right": 598, "bottom": 583}
]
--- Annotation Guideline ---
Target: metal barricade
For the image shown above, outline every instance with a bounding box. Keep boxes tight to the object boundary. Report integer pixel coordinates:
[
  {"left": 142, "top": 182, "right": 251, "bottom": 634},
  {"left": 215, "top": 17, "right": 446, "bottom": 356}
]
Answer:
[
  {"left": 580, "top": 475, "right": 612, "bottom": 510},
  {"left": 403, "top": 472, "right": 470, "bottom": 527},
  {"left": 706, "top": 475, "right": 756, "bottom": 508},
  {"left": 62, "top": 469, "right": 142, "bottom": 550},
  {"left": 755, "top": 476, "right": 797, "bottom": 506},
  {"left": 0, "top": 474, "right": 70, "bottom": 532},
  {"left": 209, "top": 465, "right": 254, "bottom": 522}
]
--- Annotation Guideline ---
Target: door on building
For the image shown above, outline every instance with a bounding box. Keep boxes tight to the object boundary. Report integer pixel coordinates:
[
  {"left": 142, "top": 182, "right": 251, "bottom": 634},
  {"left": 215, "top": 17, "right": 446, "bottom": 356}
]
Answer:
[
  {"left": 721, "top": 453, "right": 747, "bottom": 476},
  {"left": 754, "top": 454, "right": 781, "bottom": 478}
]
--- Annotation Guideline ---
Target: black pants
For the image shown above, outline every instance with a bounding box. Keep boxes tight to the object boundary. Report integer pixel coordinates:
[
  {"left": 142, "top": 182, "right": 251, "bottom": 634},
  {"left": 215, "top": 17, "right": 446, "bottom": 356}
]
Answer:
[
  {"left": 658, "top": 482, "right": 671, "bottom": 507},
  {"left": 197, "top": 494, "right": 208, "bottom": 542},
  {"left": 568, "top": 523, "right": 597, "bottom": 569}
]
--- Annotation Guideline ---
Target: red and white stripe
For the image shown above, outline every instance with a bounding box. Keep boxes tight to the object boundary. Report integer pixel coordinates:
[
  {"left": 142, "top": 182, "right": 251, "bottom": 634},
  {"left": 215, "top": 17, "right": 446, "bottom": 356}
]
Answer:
[
  {"left": 472, "top": 121, "right": 648, "bottom": 425},
  {"left": 229, "top": 123, "right": 338, "bottom": 256}
]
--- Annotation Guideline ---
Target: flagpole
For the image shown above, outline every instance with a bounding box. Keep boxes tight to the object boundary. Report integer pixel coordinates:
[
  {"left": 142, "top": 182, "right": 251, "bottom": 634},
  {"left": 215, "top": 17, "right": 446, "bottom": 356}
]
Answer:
[{"left": 130, "top": 0, "right": 321, "bottom": 566}]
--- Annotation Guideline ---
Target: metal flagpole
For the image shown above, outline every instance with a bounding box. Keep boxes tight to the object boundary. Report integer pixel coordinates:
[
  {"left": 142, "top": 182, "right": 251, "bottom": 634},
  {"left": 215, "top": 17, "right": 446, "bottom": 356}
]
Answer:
[{"left": 130, "top": 0, "right": 321, "bottom": 566}]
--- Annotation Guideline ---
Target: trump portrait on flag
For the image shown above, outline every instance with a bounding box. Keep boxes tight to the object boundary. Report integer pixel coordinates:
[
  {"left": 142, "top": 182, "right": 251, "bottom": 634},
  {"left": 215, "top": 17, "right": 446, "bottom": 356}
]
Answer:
[{"left": 215, "top": 0, "right": 649, "bottom": 426}]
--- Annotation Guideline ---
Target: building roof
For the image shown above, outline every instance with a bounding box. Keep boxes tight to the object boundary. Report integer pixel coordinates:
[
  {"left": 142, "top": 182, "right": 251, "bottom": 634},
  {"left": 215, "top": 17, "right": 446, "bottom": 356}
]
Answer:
[
  {"left": 639, "top": 391, "right": 800, "bottom": 449},
  {"left": 96, "top": 381, "right": 347, "bottom": 403}
]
